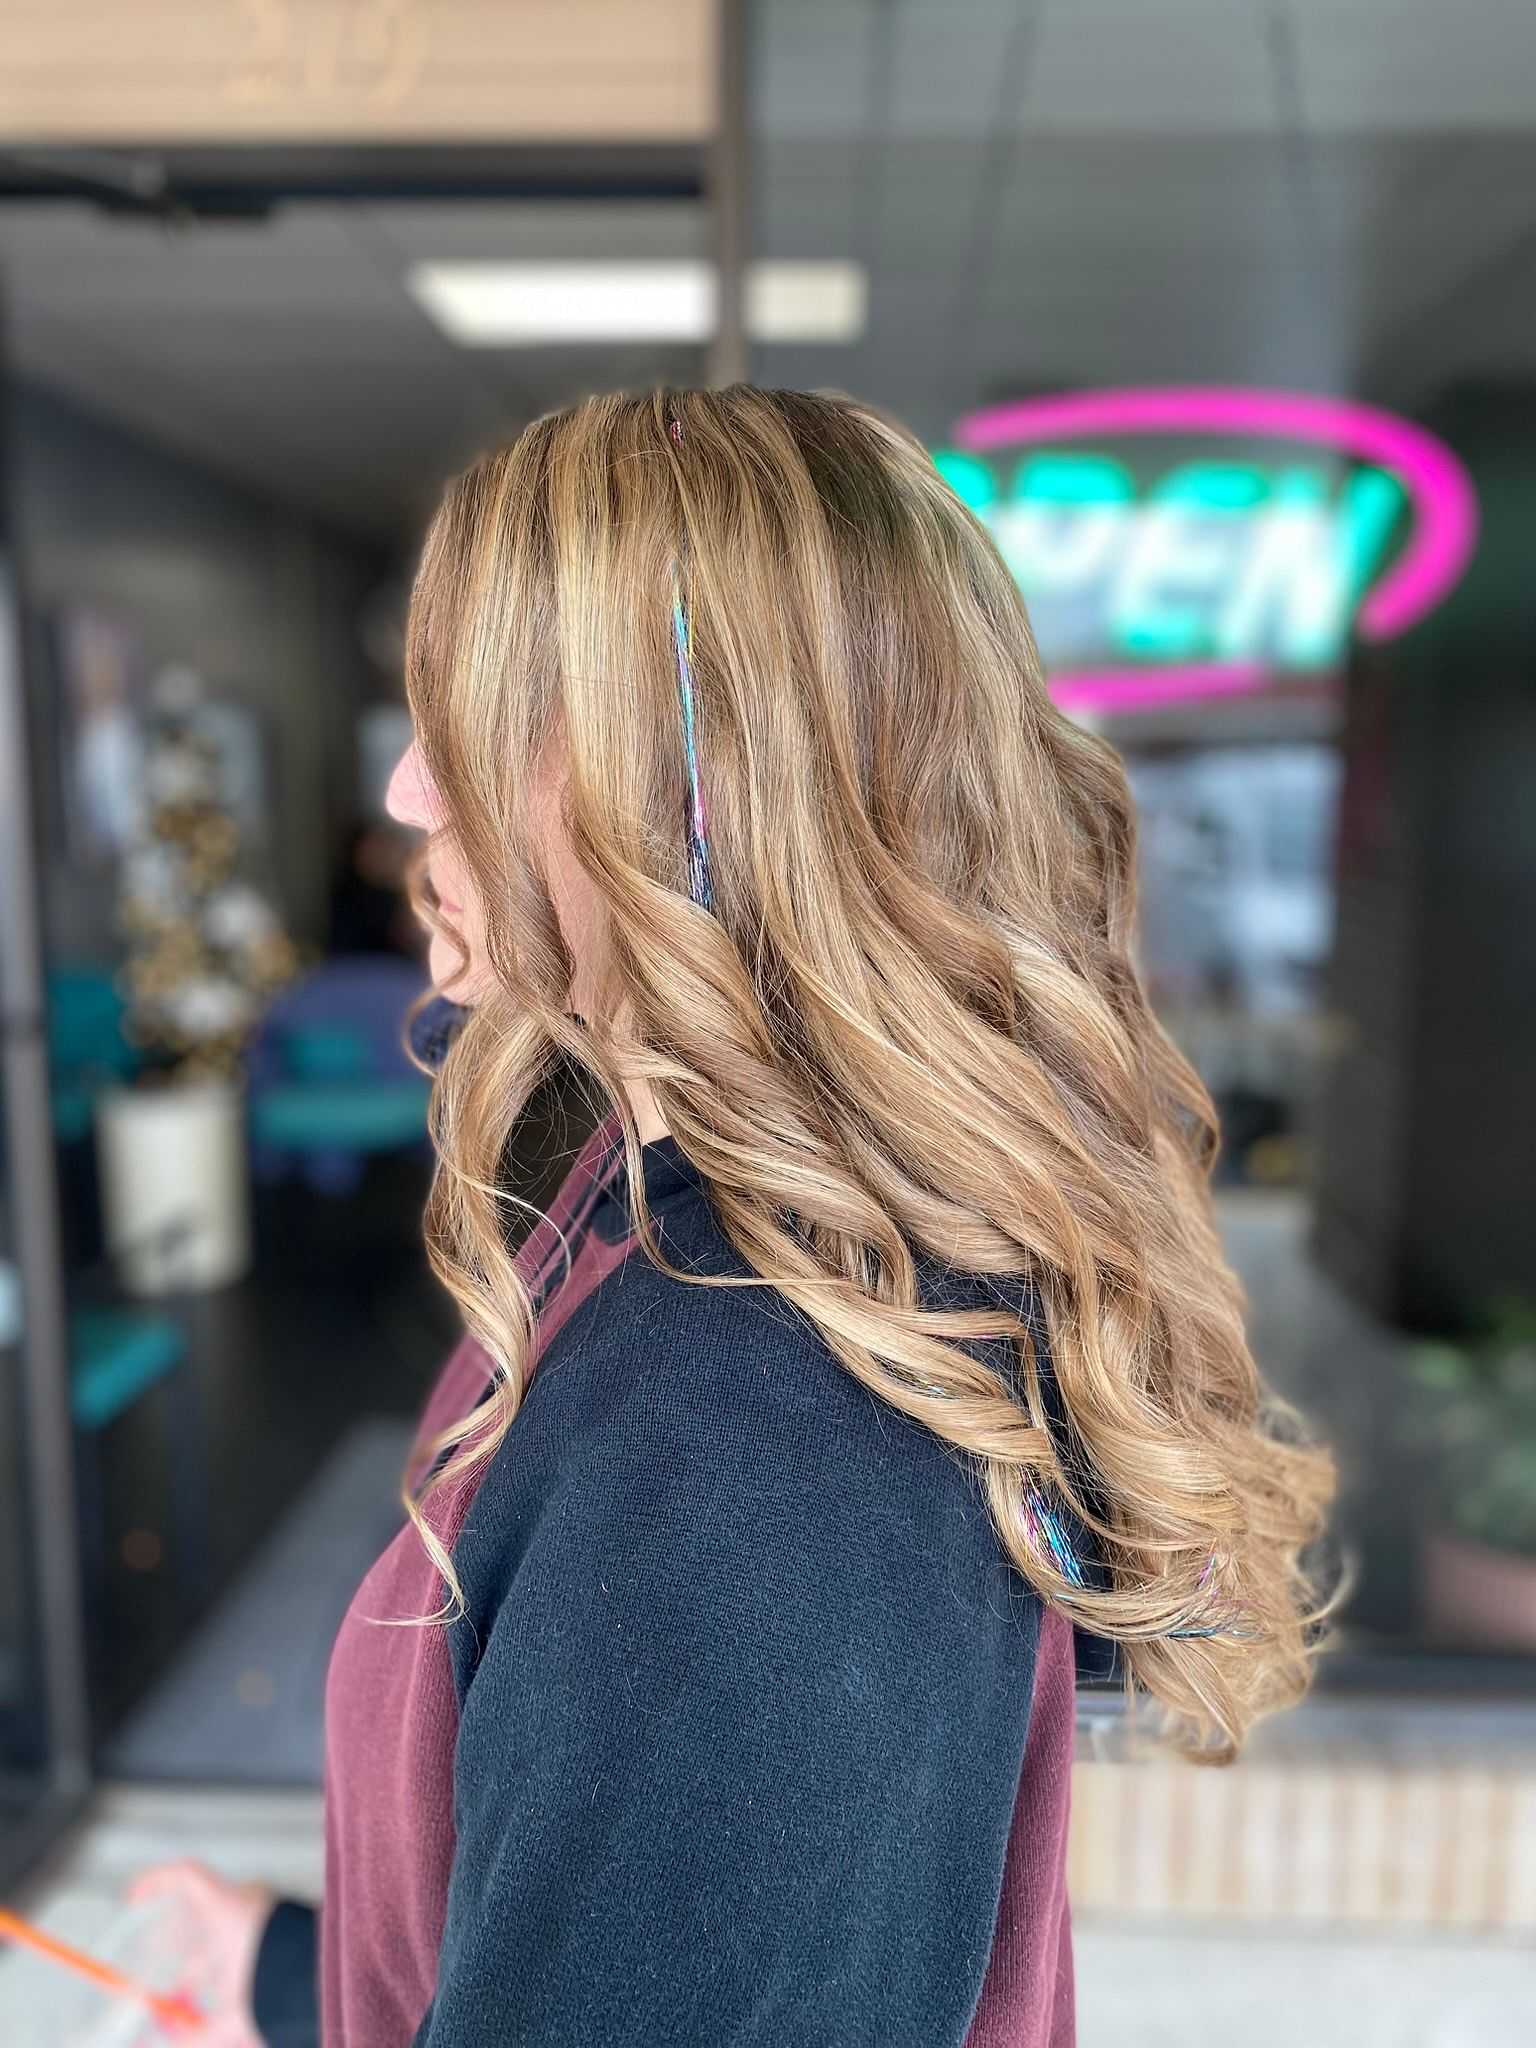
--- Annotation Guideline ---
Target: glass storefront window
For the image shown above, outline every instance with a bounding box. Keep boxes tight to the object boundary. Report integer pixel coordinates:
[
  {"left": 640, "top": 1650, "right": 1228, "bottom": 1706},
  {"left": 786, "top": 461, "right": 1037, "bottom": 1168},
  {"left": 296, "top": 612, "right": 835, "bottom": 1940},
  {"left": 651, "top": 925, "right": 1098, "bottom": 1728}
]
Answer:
[
  {"left": 0, "top": 539, "right": 90, "bottom": 1881},
  {"left": 747, "top": 0, "right": 1536, "bottom": 1677}
]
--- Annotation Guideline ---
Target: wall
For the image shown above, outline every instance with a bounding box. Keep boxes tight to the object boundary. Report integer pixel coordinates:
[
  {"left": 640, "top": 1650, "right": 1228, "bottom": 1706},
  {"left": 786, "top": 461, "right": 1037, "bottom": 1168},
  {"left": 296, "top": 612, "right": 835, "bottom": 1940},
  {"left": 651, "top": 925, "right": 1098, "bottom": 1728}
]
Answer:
[
  {"left": 11, "top": 379, "right": 392, "bottom": 956},
  {"left": 1314, "top": 385, "right": 1536, "bottom": 1328}
]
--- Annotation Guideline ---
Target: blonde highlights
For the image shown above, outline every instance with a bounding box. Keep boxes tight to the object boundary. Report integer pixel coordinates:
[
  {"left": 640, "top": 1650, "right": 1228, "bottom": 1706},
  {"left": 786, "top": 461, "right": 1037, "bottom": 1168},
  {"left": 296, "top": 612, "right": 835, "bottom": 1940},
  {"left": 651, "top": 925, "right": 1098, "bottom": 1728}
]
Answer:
[{"left": 401, "top": 385, "right": 1337, "bottom": 1761}]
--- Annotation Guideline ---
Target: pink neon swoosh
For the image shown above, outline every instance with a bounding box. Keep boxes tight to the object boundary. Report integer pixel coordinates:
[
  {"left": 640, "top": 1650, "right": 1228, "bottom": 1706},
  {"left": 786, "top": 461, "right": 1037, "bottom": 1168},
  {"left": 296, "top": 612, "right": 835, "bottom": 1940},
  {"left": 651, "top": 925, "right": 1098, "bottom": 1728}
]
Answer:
[
  {"left": 1049, "top": 662, "right": 1269, "bottom": 716},
  {"left": 952, "top": 386, "right": 1478, "bottom": 640}
]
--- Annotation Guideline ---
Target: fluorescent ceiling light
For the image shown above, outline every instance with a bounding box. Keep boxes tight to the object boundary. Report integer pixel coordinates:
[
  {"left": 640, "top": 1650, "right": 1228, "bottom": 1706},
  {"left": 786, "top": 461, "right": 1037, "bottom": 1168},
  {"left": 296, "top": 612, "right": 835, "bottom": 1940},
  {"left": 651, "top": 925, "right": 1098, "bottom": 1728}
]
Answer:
[
  {"left": 407, "top": 260, "right": 865, "bottom": 346},
  {"left": 747, "top": 262, "right": 866, "bottom": 343},
  {"left": 409, "top": 261, "right": 713, "bottom": 344}
]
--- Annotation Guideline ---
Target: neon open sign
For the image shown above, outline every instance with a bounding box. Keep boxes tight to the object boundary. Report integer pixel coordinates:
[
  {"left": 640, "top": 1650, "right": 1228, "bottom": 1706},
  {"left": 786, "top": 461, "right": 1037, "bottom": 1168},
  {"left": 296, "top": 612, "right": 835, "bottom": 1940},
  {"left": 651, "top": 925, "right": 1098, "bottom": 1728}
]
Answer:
[{"left": 936, "top": 388, "right": 1478, "bottom": 715}]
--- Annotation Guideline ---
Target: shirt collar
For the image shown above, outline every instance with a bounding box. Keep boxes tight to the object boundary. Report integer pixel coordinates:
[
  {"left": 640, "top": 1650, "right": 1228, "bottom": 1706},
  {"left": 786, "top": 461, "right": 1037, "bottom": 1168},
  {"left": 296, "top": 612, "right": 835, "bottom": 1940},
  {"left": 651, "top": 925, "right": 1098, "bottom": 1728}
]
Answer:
[
  {"left": 408, "top": 992, "right": 471, "bottom": 1072},
  {"left": 586, "top": 1118, "right": 707, "bottom": 1241}
]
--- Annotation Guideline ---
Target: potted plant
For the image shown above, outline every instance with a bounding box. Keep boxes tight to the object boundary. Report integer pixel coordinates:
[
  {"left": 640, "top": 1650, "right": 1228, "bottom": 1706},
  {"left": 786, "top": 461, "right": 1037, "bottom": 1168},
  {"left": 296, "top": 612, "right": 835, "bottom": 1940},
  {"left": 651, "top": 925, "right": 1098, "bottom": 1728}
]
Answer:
[
  {"left": 1410, "top": 1298, "right": 1536, "bottom": 1650},
  {"left": 95, "top": 679, "right": 299, "bottom": 1296}
]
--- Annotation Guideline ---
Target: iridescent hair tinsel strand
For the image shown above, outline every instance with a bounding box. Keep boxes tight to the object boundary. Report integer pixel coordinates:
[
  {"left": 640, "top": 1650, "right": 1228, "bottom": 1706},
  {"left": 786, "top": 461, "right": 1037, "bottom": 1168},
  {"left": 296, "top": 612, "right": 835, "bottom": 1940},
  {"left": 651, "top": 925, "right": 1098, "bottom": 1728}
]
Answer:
[
  {"left": 671, "top": 581, "right": 714, "bottom": 912},
  {"left": 669, "top": 413, "right": 715, "bottom": 912}
]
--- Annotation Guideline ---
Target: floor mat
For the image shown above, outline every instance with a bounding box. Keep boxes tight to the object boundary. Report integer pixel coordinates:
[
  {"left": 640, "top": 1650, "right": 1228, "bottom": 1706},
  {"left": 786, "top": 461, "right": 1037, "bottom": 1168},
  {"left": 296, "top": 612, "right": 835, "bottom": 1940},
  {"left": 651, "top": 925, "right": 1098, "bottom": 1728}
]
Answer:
[{"left": 102, "top": 1417, "right": 413, "bottom": 1785}]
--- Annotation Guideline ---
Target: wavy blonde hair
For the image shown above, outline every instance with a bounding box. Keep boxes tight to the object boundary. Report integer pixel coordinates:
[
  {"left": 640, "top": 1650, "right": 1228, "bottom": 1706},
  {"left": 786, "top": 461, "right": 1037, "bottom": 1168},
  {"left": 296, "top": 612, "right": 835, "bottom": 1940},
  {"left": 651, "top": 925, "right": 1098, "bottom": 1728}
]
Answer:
[{"left": 400, "top": 384, "right": 1337, "bottom": 1762}]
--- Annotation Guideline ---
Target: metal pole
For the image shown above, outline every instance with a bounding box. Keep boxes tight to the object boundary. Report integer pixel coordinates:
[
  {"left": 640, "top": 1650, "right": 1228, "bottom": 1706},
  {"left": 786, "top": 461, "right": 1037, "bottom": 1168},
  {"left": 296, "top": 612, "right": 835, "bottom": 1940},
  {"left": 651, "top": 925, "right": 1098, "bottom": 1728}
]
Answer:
[
  {"left": 708, "top": 0, "right": 750, "bottom": 388},
  {"left": 0, "top": 286, "right": 92, "bottom": 1807}
]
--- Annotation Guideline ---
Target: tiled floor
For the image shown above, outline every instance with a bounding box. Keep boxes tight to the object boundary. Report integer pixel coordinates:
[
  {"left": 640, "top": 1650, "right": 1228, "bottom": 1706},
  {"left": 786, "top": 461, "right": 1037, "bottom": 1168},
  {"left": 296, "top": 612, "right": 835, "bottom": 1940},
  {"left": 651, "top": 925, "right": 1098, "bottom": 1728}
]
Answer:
[
  {"left": 1074, "top": 1917, "right": 1536, "bottom": 2046},
  {"left": 5, "top": 1783, "right": 1533, "bottom": 2046}
]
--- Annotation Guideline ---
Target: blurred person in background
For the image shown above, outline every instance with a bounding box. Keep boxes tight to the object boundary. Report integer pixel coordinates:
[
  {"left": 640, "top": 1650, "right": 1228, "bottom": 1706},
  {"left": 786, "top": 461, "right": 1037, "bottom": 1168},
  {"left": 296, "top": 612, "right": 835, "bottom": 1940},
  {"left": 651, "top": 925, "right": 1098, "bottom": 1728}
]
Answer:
[
  {"left": 326, "top": 817, "right": 421, "bottom": 959},
  {"left": 130, "top": 386, "right": 1336, "bottom": 2047}
]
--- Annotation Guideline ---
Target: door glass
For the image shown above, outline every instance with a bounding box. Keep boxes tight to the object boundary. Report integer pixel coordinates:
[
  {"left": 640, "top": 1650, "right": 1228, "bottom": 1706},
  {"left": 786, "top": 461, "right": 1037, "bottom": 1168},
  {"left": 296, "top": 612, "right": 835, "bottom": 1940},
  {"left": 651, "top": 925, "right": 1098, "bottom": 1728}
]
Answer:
[{"left": 0, "top": 963, "right": 51, "bottom": 1845}]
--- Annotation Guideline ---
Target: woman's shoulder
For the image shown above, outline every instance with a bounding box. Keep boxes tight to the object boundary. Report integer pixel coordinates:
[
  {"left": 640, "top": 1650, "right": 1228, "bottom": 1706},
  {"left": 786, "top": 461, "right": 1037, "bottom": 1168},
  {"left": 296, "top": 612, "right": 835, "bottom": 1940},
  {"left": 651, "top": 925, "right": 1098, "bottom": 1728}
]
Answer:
[
  {"left": 528, "top": 1215, "right": 992, "bottom": 1507},
  {"left": 453, "top": 1217, "right": 1039, "bottom": 1656}
]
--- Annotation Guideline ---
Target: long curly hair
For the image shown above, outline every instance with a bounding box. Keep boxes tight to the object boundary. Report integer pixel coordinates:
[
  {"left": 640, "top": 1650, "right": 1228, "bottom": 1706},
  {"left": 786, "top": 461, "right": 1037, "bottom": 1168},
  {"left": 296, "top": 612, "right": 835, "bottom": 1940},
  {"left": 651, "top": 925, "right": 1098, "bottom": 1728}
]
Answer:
[{"left": 399, "top": 384, "right": 1338, "bottom": 1762}]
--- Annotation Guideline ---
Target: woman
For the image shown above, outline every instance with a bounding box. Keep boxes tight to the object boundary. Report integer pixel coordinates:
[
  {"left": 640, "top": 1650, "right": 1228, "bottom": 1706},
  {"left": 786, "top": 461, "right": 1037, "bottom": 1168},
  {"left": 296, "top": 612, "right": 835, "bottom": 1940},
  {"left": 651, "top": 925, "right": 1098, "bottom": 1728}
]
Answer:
[{"left": 133, "top": 386, "right": 1335, "bottom": 2046}]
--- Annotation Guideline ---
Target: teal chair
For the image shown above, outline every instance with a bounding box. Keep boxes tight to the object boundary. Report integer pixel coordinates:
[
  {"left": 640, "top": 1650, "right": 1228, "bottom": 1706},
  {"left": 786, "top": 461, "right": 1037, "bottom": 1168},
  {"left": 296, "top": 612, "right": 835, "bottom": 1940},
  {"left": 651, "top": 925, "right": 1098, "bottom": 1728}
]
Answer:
[
  {"left": 70, "top": 1306, "right": 185, "bottom": 1430},
  {"left": 248, "top": 958, "right": 433, "bottom": 1194},
  {"left": 47, "top": 965, "right": 138, "bottom": 1143},
  {"left": 69, "top": 1270, "right": 211, "bottom": 1632}
]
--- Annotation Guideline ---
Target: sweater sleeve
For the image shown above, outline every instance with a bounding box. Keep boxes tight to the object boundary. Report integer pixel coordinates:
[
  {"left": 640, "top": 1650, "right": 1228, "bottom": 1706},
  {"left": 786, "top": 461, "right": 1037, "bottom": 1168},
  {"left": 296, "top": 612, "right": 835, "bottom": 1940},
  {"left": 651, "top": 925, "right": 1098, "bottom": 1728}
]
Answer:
[
  {"left": 251, "top": 1898, "right": 319, "bottom": 2047},
  {"left": 411, "top": 1412, "right": 1043, "bottom": 2048}
]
